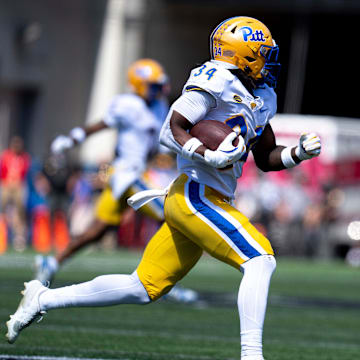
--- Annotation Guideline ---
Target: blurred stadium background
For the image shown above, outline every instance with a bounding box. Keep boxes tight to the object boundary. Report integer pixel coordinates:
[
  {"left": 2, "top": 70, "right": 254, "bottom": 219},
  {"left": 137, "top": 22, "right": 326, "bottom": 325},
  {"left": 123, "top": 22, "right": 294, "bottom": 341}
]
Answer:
[{"left": 0, "top": 1, "right": 360, "bottom": 359}]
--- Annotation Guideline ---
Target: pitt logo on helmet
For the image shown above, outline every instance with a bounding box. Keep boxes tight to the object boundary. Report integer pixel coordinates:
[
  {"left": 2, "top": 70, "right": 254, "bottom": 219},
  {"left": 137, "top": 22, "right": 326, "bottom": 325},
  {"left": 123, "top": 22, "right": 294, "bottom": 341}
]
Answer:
[{"left": 239, "top": 27, "right": 266, "bottom": 42}]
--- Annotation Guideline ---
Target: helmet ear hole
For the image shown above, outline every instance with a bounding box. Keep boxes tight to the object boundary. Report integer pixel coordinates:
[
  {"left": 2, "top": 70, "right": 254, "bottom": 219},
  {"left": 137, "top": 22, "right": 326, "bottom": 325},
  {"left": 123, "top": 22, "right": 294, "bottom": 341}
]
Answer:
[
  {"left": 245, "top": 56, "right": 256, "bottom": 62},
  {"left": 231, "top": 26, "right": 237, "bottom": 34}
]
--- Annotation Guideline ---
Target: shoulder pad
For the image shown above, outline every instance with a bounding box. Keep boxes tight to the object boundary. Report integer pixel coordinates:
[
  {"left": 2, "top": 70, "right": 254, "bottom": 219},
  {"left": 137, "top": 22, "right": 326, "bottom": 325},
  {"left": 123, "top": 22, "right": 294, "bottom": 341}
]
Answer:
[{"left": 182, "top": 61, "right": 233, "bottom": 99}]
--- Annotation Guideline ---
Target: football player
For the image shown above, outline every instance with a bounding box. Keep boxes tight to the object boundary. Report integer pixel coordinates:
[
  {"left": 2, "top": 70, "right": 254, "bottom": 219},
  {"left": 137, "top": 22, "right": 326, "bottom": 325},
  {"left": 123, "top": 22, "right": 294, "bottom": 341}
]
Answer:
[
  {"left": 6, "top": 17, "right": 321, "bottom": 360},
  {"left": 33, "top": 58, "right": 166, "bottom": 283},
  {"left": 34, "top": 58, "right": 197, "bottom": 302}
]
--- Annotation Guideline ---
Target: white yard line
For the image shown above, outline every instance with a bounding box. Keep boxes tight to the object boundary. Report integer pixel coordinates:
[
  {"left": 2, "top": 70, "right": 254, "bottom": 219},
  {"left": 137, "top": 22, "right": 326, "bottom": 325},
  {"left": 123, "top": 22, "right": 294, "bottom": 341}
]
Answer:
[
  {"left": 0, "top": 352, "right": 225, "bottom": 360},
  {"left": 0, "top": 356, "right": 120, "bottom": 360}
]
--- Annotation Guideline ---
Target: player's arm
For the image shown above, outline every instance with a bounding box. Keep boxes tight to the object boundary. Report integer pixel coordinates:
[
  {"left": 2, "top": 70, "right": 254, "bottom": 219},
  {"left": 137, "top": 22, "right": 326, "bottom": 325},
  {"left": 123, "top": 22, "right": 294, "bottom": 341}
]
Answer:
[
  {"left": 169, "top": 110, "right": 207, "bottom": 156},
  {"left": 82, "top": 121, "right": 109, "bottom": 138},
  {"left": 50, "top": 120, "right": 110, "bottom": 154},
  {"left": 160, "top": 91, "right": 245, "bottom": 168},
  {"left": 252, "top": 124, "right": 321, "bottom": 171}
]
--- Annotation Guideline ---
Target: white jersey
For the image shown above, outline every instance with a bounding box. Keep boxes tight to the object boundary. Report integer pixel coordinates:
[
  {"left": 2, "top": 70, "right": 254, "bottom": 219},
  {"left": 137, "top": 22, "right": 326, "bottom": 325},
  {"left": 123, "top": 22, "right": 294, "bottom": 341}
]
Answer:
[
  {"left": 103, "top": 93, "right": 163, "bottom": 198},
  {"left": 104, "top": 93, "right": 162, "bottom": 166},
  {"left": 178, "top": 60, "right": 277, "bottom": 198}
]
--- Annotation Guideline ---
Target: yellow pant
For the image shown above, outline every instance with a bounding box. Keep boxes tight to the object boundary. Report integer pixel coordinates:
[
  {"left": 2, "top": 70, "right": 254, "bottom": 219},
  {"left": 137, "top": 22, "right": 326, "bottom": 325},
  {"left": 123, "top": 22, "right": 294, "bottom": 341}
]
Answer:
[
  {"left": 95, "top": 180, "right": 164, "bottom": 225},
  {"left": 137, "top": 174, "right": 274, "bottom": 301}
]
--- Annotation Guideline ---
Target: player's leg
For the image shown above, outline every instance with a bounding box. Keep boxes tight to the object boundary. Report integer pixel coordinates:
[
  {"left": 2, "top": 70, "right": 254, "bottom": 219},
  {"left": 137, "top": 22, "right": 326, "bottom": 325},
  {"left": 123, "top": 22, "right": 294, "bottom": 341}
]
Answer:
[
  {"left": 38, "top": 220, "right": 202, "bottom": 309},
  {"left": 5, "top": 270, "right": 150, "bottom": 344},
  {"left": 35, "top": 186, "right": 124, "bottom": 284},
  {"left": 136, "top": 222, "right": 203, "bottom": 301},
  {"left": 166, "top": 175, "right": 276, "bottom": 360},
  {"left": 7, "top": 220, "right": 202, "bottom": 343},
  {"left": 128, "top": 179, "right": 200, "bottom": 303},
  {"left": 55, "top": 219, "right": 109, "bottom": 265},
  {"left": 238, "top": 255, "right": 276, "bottom": 360}
]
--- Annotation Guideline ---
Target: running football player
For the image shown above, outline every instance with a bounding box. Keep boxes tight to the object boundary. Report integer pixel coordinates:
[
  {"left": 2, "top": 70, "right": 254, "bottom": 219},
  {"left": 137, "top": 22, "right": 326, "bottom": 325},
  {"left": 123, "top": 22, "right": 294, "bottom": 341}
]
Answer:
[
  {"left": 34, "top": 58, "right": 167, "bottom": 283},
  {"left": 7, "top": 17, "right": 321, "bottom": 360}
]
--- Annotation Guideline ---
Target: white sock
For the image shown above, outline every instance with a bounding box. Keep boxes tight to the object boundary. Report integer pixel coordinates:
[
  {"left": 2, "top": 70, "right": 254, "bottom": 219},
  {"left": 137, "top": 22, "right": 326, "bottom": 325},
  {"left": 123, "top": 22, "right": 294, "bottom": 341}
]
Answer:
[
  {"left": 238, "top": 255, "right": 276, "bottom": 360},
  {"left": 47, "top": 255, "right": 59, "bottom": 272},
  {"left": 39, "top": 271, "right": 150, "bottom": 310}
]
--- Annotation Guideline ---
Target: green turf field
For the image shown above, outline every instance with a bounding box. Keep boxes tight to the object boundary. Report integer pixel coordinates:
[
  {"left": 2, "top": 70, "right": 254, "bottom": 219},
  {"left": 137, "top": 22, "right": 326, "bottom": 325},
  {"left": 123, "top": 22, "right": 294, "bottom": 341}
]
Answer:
[{"left": 1, "top": 249, "right": 360, "bottom": 360}]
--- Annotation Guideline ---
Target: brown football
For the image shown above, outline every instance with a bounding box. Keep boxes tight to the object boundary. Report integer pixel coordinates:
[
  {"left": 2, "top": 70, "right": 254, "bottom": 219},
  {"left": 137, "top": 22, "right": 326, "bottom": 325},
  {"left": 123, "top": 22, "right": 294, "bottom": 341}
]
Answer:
[{"left": 189, "top": 120, "right": 238, "bottom": 151}]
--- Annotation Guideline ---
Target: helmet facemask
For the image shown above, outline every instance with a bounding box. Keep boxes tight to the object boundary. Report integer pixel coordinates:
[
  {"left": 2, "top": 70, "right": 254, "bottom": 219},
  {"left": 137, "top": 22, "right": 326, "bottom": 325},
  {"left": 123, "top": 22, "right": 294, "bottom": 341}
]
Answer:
[{"left": 259, "top": 43, "right": 281, "bottom": 88}]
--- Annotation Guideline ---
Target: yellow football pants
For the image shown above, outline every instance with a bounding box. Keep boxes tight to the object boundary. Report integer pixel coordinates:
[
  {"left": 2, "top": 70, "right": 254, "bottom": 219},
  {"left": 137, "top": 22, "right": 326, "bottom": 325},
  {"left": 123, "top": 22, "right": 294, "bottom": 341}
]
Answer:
[
  {"left": 137, "top": 174, "right": 274, "bottom": 301},
  {"left": 95, "top": 180, "right": 164, "bottom": 225}
]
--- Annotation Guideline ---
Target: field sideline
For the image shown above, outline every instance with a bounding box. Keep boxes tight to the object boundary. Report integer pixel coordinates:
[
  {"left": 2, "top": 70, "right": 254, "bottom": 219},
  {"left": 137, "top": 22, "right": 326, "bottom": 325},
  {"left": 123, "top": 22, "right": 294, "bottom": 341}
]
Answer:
[{"left": 1, "top": 249, "right": 360, "bottom": 360}]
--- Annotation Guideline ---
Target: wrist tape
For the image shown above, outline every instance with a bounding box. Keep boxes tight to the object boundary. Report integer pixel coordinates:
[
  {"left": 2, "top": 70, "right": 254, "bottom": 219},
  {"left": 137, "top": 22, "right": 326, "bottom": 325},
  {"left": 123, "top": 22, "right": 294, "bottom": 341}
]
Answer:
[
  {"left": 181, "top": 137, "right": 203, "bottom": 160},
  {"left": 281, "top": 146, "right": 298, "bottom": 168}
]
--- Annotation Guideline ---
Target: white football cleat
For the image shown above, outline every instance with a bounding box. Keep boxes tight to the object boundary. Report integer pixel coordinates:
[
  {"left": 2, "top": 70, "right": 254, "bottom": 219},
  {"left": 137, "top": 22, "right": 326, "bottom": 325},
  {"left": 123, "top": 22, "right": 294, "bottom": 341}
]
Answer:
[
  {"left": 6, "top": 280, "right": 48, "bottom": 344},
  {"left": 34, "top": 255, "right": 59, "bottom": 285}
]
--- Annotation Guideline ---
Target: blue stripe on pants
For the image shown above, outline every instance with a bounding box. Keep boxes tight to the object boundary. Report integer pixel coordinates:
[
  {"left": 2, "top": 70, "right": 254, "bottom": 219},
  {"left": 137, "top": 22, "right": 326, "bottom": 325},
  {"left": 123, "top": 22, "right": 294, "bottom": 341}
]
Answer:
[{"left": 188, "top": 181, "right": 260, "bottom": 259}]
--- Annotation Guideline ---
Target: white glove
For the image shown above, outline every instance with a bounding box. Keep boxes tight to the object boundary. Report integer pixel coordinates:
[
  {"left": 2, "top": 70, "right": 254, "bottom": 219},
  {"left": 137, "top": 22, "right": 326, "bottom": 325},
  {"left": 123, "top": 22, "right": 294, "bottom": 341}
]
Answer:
[
  {"left": 51, "top": 135, "right": 74, "bottom": 154},
  {"left": 204, "top": 132, "right": 245, "bottom": 168},
  {"left": 69, "top": 127, "right": 86, "bottom": 143},
  {"left": 295, "top": 132, "right": 321, "bottom": 160}
]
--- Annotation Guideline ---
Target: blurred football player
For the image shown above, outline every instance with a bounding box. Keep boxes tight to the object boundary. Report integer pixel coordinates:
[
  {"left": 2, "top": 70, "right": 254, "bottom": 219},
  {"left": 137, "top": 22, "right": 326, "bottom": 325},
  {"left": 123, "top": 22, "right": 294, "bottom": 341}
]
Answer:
[
  {"left": 34, "top": 58, "right": 197, "bottom": 302},
  {"left": 6, "top": 17, "right": 321, "bottom": 360}
]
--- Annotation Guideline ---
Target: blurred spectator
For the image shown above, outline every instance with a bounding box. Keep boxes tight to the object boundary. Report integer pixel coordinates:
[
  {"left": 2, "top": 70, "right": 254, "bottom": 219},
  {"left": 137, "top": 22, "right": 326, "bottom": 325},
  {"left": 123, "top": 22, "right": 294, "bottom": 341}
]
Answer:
[
  {"left": 302, "top": 202, "right": 324, "bottom": 258},
  {"left": 42, "top": 153, "right": 74, "bottom": 216},
  {"left": 26, "top": 159, "right": 52, "bottom": 225},
  {"left": 26, "top": 159, "right": 51, "bottom": 215},
  {"left": 0, "top": 135, "right": 31, "bottom": 251},
  {"left": 66, "top": 167, "right": 95, "bottom": 236},
  {"left": 25, "top": 159, "right": 52, "bottom": 250}
]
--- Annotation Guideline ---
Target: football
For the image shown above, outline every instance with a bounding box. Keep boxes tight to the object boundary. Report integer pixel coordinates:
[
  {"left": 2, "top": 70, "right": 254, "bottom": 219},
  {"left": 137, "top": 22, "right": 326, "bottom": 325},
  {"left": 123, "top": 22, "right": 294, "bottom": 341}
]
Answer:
[{"left": 189, "top": 120, "right": 239, "bottom": 151}]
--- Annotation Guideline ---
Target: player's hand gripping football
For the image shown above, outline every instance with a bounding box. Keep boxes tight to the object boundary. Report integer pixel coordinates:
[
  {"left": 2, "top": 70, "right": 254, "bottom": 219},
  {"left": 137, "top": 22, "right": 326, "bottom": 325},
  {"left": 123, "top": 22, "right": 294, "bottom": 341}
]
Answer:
[
  {"left": 50, "top": 135, "right": 74, "bottom": 154},
  {"left": 295, "top": 132, "right": 321, "bottom": 160},
  {"left": 204, "top": 132, "right": 246, "bottom": 168}
]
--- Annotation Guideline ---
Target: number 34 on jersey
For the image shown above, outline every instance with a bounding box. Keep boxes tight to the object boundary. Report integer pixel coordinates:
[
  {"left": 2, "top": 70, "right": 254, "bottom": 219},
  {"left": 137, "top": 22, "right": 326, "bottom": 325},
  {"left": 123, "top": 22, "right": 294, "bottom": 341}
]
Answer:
[{"left": 193, "top": 65, "right": 217, "bottom": 80}]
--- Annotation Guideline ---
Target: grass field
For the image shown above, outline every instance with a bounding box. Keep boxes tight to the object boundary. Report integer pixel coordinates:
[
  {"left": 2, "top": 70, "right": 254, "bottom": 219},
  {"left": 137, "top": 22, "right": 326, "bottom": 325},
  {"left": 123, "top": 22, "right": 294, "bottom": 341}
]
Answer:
[{"left": 1, "top": 249, "right": 360, "bottom": 360}]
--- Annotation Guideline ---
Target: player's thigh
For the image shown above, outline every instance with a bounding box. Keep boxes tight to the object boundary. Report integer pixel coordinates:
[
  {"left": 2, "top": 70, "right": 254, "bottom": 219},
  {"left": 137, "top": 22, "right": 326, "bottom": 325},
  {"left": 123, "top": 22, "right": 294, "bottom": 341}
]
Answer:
[
  {"left": 166, "top": 175, "right": 274, "bottom": 270},
  {"left": 95, "top": 186, "right": 128, "bottom": 225},
  {"left": 127, "top": 180, "right": 164, "bottom": 222},
  {"left": 136, "top": 222, "right": 203, "bottom": 301}
]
